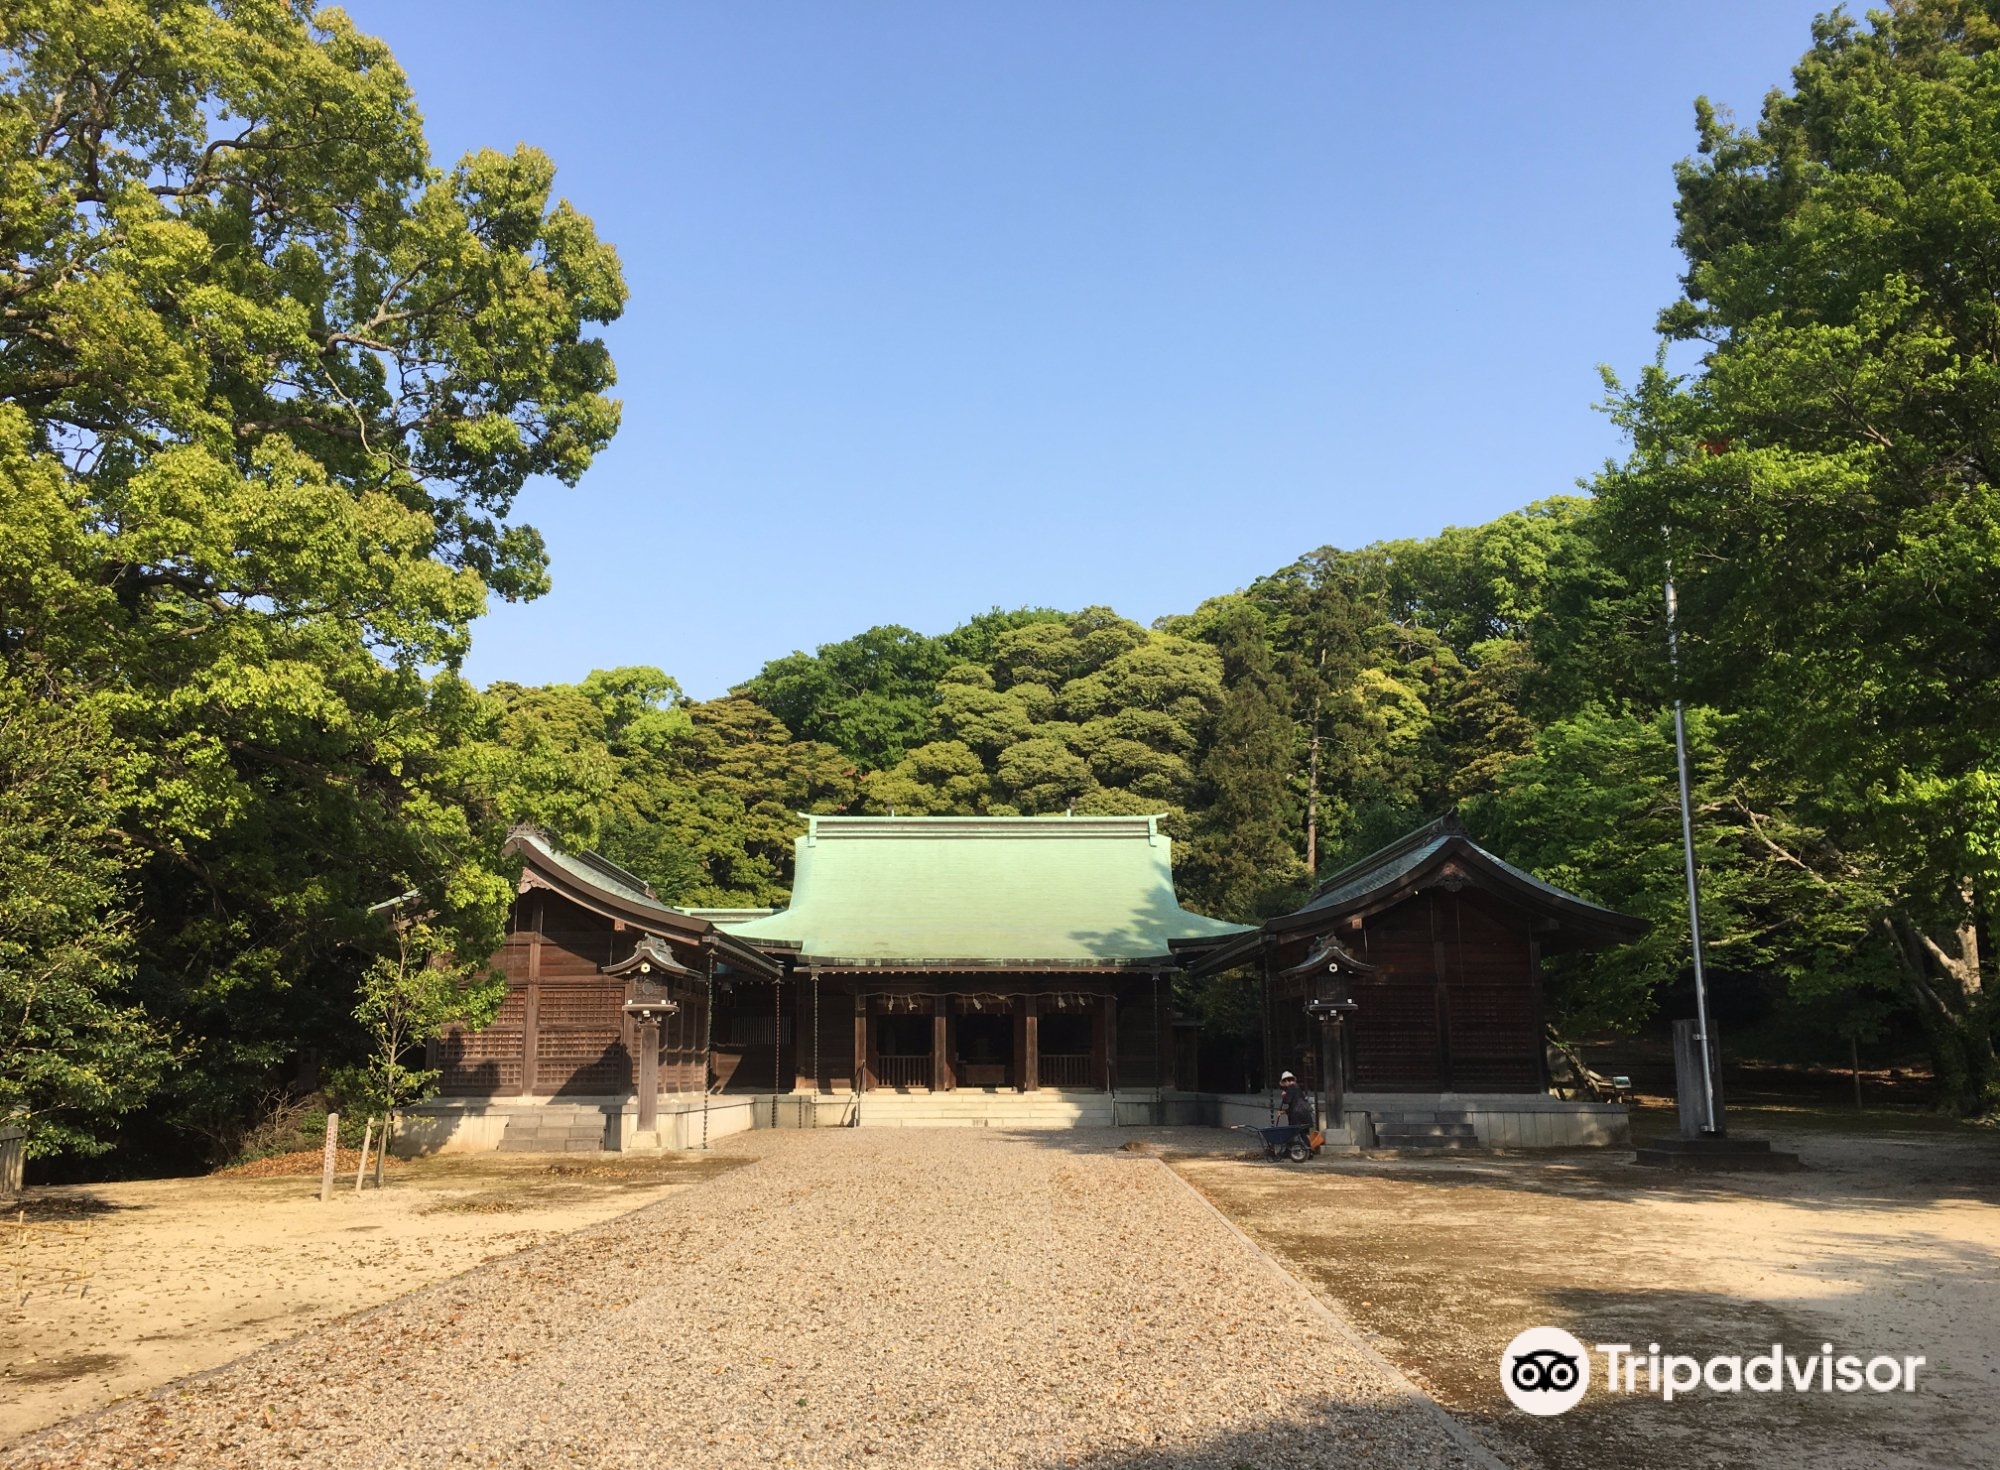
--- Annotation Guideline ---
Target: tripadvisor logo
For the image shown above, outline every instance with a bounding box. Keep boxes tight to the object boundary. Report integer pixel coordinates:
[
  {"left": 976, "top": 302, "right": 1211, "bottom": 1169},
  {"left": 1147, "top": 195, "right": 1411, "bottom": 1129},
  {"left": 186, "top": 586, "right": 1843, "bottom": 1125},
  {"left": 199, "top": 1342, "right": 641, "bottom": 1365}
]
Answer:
[
  {"left": 1501, "top": 1327, "right": 1591, "bottom": 1415},
  {"left": 1501, "top": 1328, "right": 1927, "bottom": 1415}
]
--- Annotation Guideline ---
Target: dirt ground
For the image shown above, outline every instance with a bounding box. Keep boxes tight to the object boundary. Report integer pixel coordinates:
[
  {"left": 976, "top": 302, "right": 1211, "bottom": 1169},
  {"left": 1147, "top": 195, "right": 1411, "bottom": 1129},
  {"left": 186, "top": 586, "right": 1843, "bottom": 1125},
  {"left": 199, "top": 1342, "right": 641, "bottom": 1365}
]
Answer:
[
  {"left": 0, "top": 1151, "right": 738, "bottom": 1445},
  {"left": 1171, "top": 1110, "right": 2000, "bottom": 1470}
]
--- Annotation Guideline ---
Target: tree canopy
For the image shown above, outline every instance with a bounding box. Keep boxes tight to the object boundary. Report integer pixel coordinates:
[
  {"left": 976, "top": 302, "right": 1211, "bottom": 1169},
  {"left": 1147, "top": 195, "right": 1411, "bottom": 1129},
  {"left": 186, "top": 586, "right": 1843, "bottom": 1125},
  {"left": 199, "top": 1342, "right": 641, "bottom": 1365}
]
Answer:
[
  {"left": 0, "top": 0, "right": 624, "bottom": 1158},
  {"left": 1594, "top": 0, "right": 2000, "bottom": 1110},
  {"left": 4, "top": 0, "right": 1995, "bottom": 1169}
]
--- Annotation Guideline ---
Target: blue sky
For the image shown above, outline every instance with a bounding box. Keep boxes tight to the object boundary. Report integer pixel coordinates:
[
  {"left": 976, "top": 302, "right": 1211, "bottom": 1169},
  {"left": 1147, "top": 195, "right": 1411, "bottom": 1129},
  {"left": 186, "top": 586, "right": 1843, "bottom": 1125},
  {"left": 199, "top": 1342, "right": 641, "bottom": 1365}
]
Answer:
[{"left": 341, "top": 1, "right": 1831, "bottom": 699}]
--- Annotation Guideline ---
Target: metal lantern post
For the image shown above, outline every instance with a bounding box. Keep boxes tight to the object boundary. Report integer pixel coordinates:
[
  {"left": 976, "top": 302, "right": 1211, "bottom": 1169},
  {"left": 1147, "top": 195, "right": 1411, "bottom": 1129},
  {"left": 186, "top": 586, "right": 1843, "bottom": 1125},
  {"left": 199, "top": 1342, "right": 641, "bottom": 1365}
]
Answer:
[
  {"left": 604, "top": 937, "right": 695, "bottom": 1146},
  {"left": 1304, "top": 996, "right": 1358, "bottom": 1131}
]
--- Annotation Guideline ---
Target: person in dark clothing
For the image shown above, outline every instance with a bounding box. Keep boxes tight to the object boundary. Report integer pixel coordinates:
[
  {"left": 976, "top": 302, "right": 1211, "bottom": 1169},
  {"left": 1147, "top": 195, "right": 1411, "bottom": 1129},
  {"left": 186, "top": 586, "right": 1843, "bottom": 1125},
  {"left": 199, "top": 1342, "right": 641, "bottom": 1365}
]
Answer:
[{"left": 1277, "top": 1071, "right": 1314, "bottom": 1128}]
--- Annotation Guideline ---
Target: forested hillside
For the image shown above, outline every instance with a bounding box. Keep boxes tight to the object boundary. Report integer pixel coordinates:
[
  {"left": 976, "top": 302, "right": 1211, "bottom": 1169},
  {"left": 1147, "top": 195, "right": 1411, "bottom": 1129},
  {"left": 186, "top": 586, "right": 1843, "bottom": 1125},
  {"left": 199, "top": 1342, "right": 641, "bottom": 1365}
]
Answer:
[
  {"left": 492, "top": 493, "right": 1905, "bottom": 1079},
  {"left": 3, "top": 1, "right": 1994, "bottom": 1170}
]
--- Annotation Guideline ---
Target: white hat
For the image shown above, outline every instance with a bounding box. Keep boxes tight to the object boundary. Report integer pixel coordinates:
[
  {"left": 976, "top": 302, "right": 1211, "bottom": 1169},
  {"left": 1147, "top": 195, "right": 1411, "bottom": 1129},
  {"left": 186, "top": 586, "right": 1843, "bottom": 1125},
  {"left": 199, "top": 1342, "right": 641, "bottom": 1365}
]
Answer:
[{"left": 1280, "top": 1071, "right": 1296, "bottom": 1081}]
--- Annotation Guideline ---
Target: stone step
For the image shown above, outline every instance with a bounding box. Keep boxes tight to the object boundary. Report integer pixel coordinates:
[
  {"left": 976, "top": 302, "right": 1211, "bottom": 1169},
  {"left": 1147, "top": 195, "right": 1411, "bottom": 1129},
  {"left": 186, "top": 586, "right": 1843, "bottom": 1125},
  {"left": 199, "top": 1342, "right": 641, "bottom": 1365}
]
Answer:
[
  {"left": 1376, "top": 1122, "right": 1479, "bottom": 1139},
  {"left": 855, "top": 1101, "right": 1115, "bottom": 1129},
  {"left": 1374, "top": 1135, "right": 1483, "bottom": 1152},
  {"left": 856, "top": 1112, "right": 1120, "bottom": 1120},
  {"left": 496, "top": 1138, "right": 603, "bottom": 1152},
  {"left": 1373, "top": 1112, "right": 1475, "bottom": 1125},
  {"left": 860, "top": 1104, "right": 1112, "bottom": 1112},
  {"left": 860, "top": 1096, "right": 1112, "bottom": 1104},
  {"left": 860, "top": 1112, "right": 1112, "bottom": 1119},
  {"left": 497, "top": 1110, "right": 610, "bottom": 1153},
  {"left": 857, "top": 1100, "right": 1109, "bottom": 1113},
  {"left": 859, "top": 1111, "right": 1114, "bottom": 1123}
]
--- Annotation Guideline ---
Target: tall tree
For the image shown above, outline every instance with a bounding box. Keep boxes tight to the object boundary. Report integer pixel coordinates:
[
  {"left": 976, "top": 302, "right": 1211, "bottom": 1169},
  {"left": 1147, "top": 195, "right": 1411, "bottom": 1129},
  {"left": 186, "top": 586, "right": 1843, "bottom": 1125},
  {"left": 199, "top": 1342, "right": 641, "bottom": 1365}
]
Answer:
[
  {"left": 1264, "top": 559, "right": 1370, "bottom": 877},
  {"left": 0, "top": 671, "right": 170, "bottom": 1157},
  {"left": 1183, "top": 607, "right": 1302, "bottom": 920},
  {"left": 1596, "top": 0, "right": 2000, "bottom": 1111},
  {"left": 0, "top": 0, "right": 625, "bottom": 1156},
  {"left": 740, "top": 626, "right": 950, "bottom": 768}
]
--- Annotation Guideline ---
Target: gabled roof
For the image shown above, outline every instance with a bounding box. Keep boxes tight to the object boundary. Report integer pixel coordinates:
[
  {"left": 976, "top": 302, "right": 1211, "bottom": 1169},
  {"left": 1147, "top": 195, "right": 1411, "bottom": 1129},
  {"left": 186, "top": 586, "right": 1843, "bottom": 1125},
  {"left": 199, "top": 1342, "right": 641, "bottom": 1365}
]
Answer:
[
  {"left": 504, "top": 827, "right": 781, "bottom": 979},
  {"left": 601, "top": 934, "right": 700, "bottom": 982},
  {"left": 1187, "top": 814, "right": 1647, "bottom": 976},
  {"left": 1270, "top": 812, "right": 1647, "bottom": 950},
  {"left": 717, "top": 814, "right": 1251, "bottom": 968}
]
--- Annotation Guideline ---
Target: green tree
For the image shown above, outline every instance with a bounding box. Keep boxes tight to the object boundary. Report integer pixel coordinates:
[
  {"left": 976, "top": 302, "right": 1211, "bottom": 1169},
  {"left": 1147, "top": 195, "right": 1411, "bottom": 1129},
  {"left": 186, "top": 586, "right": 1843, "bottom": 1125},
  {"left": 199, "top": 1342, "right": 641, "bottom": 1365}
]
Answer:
[
  {"left": 741, "top": 626, "right": 950, "bottom": 768},
  {"left": 1595, "top": 0, "right": 2000, "bottom": 1110},
  {"left": 474, "top": 677, "right": 858, "bottom": 908},
  {"left": 657, "top": 696, "right": 859, "bottom": 904},
  {"left": 1472, "top": 704, "right": 1893, "bottom": 1036},
  {"left": 852, "top": 608, "right": 1224, "bottom": 825},
  {"left": 0, "top": 673, "right": 171, "bottom": 1157},
  {"left": 0, "top": 0, "right": 624, "bottom": 1155},
  {"left": 1182, "top": 607, "right": 1302, "bottom": 920},
  {"left": 332, "top": 908, "right": 505, "bottom": 1157}
]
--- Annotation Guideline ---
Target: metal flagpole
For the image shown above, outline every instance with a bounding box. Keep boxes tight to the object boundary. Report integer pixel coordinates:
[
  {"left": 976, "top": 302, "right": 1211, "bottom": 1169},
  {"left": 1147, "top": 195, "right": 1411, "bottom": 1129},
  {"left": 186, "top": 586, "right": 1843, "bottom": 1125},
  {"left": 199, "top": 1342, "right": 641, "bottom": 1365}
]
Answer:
[{"left": 1664, "top": 544, "right": 1720, "bottom": 1135}]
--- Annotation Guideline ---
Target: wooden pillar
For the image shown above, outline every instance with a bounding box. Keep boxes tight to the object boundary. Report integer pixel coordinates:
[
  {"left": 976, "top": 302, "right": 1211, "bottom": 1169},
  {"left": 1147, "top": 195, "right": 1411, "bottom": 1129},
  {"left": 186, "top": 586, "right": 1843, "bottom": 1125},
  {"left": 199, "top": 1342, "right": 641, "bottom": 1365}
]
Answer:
[
  {"left": 772, "top": 977, "right": 784, "bottom": 1094},
  {"left": 1259, "top": 947, "right": 1273, "bottom": 1104},
  {"left": 1432, "top": 893, "right": 1454, "bottom": 1092},
  {"left": 1091, "top": 994, "right": 1110, "bottom": 1091},
  {"left": 523, "top": 891, "right": 543, "bottom": 1097},
  {"left": 1022, "top": 992, "right": 1039, "bottom": 1092},
  {"left": 932, "top": 1009, "right": 949, "bottom": 1092},
  {"left": 1103, "top": 993, "right": 1118, "bottom": 1093},
  {"left": 855, "top": 991, "right": 871, "bottom": 1093},
  {"left": 636, "top": 1017, "right": 660, "bottom": 1133},
  {"left": 1011, "top": 997, "right": 1027, "bottom": 1091},
  {"left": 793, "top": 977, "right": 812, "bottom": 1092},
  {"left": 1156, "top": 979, "right": 1176, "bottom": 1092},
  {"left": 1528, "top": 933, "right": 1552, "bottom": 1093}
]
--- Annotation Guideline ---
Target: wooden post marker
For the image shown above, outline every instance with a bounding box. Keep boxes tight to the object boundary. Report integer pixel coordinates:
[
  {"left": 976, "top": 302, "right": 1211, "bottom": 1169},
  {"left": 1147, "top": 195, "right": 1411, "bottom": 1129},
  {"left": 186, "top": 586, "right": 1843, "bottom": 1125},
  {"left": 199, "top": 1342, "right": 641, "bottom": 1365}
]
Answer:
[
  {"left": 318, "top": 1112, "right": 339, "bottom": 1202},
  {"left": 636, "top": 1019, "right": 660, "bottom": 1137}
]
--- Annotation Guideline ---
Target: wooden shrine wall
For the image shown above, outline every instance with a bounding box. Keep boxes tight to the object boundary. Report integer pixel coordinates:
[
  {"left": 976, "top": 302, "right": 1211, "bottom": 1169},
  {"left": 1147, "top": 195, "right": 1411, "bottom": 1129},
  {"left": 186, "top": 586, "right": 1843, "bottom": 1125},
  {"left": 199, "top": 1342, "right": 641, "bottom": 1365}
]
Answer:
[
  {"left": 1343, "top": 887, "right": 1544, "bottom": 1093},
  {"left": 437, "top": 891, "right": 709, "bottom": 1098}
]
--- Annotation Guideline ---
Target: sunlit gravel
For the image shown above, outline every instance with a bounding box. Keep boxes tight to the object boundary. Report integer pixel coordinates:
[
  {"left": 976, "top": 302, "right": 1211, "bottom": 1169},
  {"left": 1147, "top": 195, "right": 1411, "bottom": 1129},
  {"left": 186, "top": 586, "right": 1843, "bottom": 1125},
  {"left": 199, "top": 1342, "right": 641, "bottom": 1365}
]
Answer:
[{"left": 4, "top": 1129, "right": 1486, "bottom": 1469}]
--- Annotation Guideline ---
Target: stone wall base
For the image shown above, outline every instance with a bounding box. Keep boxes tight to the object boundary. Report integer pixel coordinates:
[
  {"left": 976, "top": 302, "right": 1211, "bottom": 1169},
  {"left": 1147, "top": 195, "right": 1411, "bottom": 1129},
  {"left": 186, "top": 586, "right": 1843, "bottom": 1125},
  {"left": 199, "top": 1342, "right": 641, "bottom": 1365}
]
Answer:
[{"left": 397, "top": 1087, "right": 1628, "bottom": 1154}]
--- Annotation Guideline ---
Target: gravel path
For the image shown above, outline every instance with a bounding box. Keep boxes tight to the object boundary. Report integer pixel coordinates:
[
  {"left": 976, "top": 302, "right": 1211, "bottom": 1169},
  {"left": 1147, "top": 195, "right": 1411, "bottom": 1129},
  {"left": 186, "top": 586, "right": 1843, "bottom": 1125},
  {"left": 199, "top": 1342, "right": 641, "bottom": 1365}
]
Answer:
[{"left": 5, "top": 1131, "right": 1489, "bottom": 1470}]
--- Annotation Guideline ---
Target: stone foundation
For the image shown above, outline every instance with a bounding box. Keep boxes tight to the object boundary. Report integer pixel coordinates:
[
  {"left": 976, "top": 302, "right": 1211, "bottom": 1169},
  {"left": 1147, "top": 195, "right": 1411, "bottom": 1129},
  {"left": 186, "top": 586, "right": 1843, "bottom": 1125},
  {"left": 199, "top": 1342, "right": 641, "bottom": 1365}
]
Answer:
[{"left": 397, "top": 1087, "right": 1628, "bottom": 1154}]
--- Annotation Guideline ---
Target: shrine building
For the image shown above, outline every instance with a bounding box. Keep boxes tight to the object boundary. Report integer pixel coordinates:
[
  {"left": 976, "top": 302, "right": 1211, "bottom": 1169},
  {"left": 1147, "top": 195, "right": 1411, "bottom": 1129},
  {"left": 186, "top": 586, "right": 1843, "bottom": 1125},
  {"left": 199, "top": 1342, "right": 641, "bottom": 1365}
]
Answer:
[{"left": 402, "top": 811, "right": 1643, "bottom": 1154}]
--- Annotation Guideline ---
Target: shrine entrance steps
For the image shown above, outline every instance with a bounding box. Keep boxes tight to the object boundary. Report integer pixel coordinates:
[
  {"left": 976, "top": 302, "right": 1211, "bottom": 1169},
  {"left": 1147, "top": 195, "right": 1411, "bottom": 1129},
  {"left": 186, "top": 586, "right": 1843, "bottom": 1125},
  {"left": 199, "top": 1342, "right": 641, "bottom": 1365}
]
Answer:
[
  {"left": 1369, "top": 1109, "right": 1482, "bottom": 1151},
  {"left": 854, "top": 1090, "right": 1115, "bottom": 1129},
  {"left": 495, "top": 1104, "right": 614, "bottom": 1153}
]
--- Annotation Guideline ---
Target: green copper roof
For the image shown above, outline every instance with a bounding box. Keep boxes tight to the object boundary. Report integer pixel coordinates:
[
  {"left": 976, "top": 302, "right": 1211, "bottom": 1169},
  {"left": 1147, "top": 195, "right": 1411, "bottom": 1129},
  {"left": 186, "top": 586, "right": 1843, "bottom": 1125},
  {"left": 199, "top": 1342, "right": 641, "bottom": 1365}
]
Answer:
[{"left": 717, "top": 814, "right": 1251, "bottom": 965}]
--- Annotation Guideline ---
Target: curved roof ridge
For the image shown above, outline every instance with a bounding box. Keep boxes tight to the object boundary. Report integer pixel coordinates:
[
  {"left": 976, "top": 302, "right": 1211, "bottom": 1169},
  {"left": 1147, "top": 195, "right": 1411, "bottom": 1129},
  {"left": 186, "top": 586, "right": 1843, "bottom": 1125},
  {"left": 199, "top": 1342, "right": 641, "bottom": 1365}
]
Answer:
[{"left": 721, "top": 815, "right": 1249, "bottom": 964}]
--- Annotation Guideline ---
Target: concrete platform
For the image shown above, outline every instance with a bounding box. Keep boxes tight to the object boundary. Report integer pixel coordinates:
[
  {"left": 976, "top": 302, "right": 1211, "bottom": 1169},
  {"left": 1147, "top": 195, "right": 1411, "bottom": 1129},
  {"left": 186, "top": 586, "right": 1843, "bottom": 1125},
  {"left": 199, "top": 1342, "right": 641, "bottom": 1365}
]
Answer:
[
  {"left": 400, "top": 1087, "right": 1631, "bottom": 1155},
  {"left": 854, "top": 1089, "right": 1115, "bottom": 1128},
  {"left": 1634, "top": 1134, "right": 1804, "bottom": 1171}
]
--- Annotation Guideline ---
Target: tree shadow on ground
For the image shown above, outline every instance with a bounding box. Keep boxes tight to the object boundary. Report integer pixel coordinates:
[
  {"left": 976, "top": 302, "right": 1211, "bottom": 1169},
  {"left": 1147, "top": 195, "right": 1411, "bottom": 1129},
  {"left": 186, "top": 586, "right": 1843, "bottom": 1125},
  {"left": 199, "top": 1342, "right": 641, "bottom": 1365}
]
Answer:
[
  {"left": 4, "top": 1193, "right": 133, "bottom": 1222},
  {"left": 1162, "top": 1135, "right": 1998, "bottom": 1470}
]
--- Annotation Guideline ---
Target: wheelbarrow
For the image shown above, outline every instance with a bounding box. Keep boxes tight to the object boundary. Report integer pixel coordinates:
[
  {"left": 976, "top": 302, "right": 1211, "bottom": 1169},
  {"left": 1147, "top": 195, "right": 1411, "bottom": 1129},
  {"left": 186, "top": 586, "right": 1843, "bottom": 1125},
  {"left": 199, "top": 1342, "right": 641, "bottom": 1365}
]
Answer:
[{"left": 1235, "top": 1122, "right": 1324, "bottom": 1162}]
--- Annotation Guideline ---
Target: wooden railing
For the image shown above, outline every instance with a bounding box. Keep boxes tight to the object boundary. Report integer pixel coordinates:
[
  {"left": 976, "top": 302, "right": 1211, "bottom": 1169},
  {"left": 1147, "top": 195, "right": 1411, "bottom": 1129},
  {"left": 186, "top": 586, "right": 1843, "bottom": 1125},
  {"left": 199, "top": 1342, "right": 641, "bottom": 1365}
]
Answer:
[
  {"left": 1038, "top": 1053, "right": 1094, "bottom": 1089},
  {"left": 874, "top": 1054, "right": 932, "bottom": 1091}
]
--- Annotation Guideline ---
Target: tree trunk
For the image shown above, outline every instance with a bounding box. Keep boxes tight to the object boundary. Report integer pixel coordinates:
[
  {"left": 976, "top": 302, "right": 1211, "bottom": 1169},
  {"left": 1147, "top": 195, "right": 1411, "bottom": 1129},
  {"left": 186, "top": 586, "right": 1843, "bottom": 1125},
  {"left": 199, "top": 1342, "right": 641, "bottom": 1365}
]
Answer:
[
  {"left": 1304, "top": 653, "right": 1325, "bottom": 879},
  {"left": 1884, "top": 885, "right": 1995, "bottom": 1116}
]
